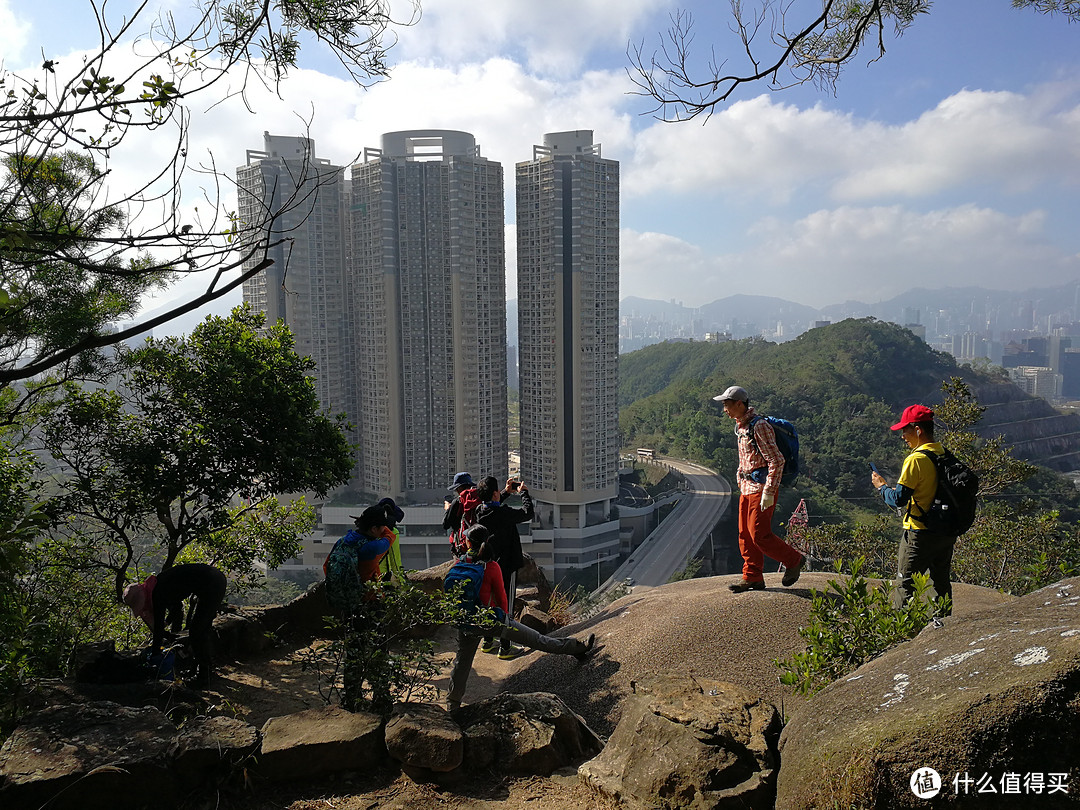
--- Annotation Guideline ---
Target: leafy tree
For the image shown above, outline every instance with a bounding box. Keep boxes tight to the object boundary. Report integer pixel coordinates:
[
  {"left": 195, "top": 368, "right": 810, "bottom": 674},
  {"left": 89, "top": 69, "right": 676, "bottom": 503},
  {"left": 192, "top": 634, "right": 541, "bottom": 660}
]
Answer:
[
  {"left": 935, "top": 376, "right": 1036, "bottom": 496},
  {"left": 37, "top": 305, "right": 352, "bottom": 597},
  {"left": 1, "top": 0, "right": 417, "bottom": 386},
  {"left": 0, "top": 151, "right": 166, "bottom": 415},
  {"left": 629, "top": 1, "right": 1076, "bottom": 121}
]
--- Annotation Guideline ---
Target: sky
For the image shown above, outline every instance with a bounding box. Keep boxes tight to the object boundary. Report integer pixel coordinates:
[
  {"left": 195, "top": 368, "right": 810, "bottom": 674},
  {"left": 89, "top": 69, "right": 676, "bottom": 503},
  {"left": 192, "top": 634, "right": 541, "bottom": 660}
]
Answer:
[{"left": 3, "top": 0, "right": 1080, "bottom": 334}]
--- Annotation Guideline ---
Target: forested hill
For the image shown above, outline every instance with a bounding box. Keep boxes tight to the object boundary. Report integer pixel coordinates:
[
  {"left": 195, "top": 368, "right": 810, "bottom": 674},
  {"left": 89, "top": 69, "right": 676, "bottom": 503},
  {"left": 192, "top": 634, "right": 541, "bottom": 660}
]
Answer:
[
  {"left": 617, "top": 318, "right": 999, "bottom": 518},
  {"left": 619, "top": 318, "right": 959, "bottom": 411}
]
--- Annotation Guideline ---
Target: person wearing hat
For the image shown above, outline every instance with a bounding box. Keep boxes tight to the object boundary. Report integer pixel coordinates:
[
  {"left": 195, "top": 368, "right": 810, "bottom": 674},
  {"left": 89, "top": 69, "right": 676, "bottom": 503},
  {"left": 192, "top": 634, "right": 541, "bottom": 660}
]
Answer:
[
  {"left": 713, "top": 385, "right": 805, "bottom": 593},
  {"left": 123, "top": 562, "right": 227, "bottom": 689},
  {"left": 871, "top": 404, "right": 955, "bottom": 609},
  {"left": 325, "top": 506, "right": 395, "bottom": 611},
  {"left": 442, "top": 471, "right": 477, "bottom": 556}
]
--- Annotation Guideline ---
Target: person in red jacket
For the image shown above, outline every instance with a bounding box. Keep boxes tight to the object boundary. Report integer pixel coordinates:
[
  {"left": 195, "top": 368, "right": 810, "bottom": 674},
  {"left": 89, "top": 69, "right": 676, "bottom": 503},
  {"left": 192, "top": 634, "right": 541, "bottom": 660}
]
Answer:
[{"left": 444, "top": 525, "right": 595, "bottom": 710}]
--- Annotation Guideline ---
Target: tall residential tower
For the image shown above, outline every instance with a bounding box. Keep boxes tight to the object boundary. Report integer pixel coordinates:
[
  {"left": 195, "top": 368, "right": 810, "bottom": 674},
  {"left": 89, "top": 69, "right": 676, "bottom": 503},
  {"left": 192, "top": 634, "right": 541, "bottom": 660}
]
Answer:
[
  {"left": 347, "top": 130, "right": 509, "bottom": 502},
  {"left": 516, "top": 130, "right": 620, "bottom": 584},
  {"left": 237, "top": 133, "right": 348, "bottom": 413}
]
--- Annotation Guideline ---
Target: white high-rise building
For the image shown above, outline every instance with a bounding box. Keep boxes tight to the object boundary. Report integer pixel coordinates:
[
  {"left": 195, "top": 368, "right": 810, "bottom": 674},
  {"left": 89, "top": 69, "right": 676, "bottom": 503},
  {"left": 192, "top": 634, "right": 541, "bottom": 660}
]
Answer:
[
  {"left": 516, "top": 130, "right": 620, "bottom": 584},
  {"left": 239, "top": 130, "right": 508, "bottom": 507},
  {"left": 237, "top": 133, "right": 348, "bottom": 414},
  {"left": 347, "top": 131, "right": 508, "bottom": 502}
]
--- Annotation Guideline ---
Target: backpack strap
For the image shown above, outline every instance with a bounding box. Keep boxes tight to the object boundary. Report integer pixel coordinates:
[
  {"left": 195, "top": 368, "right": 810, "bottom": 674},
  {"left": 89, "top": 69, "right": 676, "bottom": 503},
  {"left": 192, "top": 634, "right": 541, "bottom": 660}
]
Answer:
[{"left": 905, "top": 448, "right": 942, "bottom": 524}]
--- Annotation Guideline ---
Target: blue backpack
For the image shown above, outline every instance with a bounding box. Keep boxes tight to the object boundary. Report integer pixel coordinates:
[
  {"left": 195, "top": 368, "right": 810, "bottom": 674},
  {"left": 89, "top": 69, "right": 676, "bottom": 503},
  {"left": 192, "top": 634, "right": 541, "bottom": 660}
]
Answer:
[
  {"left": 749, "top": 415, "right": 800, "bottom": 487},
  {"left": 444, "top": 560, "right": 488, "bottom": 618}
]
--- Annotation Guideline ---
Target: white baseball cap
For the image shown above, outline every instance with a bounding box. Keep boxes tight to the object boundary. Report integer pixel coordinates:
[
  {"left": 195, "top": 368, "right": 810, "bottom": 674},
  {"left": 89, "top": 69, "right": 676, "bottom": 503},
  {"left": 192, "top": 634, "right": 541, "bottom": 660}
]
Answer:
[{"left": 713, "top": 385, "right": 748, "bottom": 403}]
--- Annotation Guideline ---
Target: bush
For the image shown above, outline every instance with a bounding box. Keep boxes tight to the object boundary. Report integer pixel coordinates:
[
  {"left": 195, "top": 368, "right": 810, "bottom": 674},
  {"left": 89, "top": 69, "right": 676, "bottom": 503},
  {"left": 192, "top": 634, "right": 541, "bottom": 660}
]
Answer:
[
  {"left": 303, "top": 578, "right": 460, "bottom": 715},
  {"left": 776, "top": 559, "right": 948, "bottom": 697}
]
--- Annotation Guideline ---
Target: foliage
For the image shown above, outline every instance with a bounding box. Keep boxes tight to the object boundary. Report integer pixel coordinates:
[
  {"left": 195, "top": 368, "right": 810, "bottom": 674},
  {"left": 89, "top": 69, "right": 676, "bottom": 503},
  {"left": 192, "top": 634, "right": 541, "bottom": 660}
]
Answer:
[
  {"left": 935, "top": 377, "right": 1036, "bottom": 496},
  {"left": 549, "top": 581, "right": 631, "bottom": 624},
  {"left": 303, "top": 580, "right": 461, "bottom": 715},
  {"left": 667, "top": 556, "right": 704, "bottom": 582},
  {"left": 629, "top": 1, "right": 1073, "bottom": 121},
  {"left": 37, "top": 305, "right": 351, "bottom": 597},
  {"left": 2, "top": 532, "right": 142, "bottom": 737},
  {"left": 0, "top": 0, "right": 416, "bottom": 386},
  {"left": 227, "top": 574, "right": 303, "bottom": 607},
  {"left": 0, "top": 151, "right": 166, "bottom": 412},
  {"left": 776, "top": 560, "right": 948, "bottom": 697},
  {"left": 953, "top": 502, "right": 1080, "bottom": 594}
]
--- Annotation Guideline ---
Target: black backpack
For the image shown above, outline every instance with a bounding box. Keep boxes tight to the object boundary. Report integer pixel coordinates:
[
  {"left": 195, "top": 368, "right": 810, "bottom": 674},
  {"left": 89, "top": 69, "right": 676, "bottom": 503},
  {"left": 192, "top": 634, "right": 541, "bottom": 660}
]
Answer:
[{"left": 910, "top": 448, "right": 979, "bottom": 536}]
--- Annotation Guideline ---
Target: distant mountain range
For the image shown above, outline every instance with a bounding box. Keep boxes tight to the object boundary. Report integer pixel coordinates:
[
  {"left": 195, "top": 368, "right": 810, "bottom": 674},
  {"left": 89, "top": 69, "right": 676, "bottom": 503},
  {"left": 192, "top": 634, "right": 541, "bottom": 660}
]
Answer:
[{"left": 507, "top": 281, "right": 1080, "bottom": 349}]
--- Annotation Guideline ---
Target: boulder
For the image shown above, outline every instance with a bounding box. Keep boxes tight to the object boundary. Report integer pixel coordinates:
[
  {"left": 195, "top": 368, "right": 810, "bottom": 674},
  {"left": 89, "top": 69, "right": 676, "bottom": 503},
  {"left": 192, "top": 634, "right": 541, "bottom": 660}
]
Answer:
[
  {"left": 579, "top": 674, "right": 780, "bottom": 810},
  {"left": 73, "top": 641, "right": 152, "bottom": 684},
  {"left": 517, "top": 604, "right": 557, "bottom": 634},
  {"left": 0, "top": 701, "right": 177, "bottom": 810},
  {"left": 169, "top": 715, "right": 260, "bottom": 788},
  {"left": 384, "top": 702, "right": 463, "bottom": 773},
  {"left": 456, "top": 692, "right": 603, "bottom": 775},
  {"left": 256, "top": 705, "right": 384, "bottom": 783},
  {"left": 776, "top": 578, "right": 1080, "bottom": 809},
  {"left": 212, "top": 610, "right": 275, "bottom": 660}
]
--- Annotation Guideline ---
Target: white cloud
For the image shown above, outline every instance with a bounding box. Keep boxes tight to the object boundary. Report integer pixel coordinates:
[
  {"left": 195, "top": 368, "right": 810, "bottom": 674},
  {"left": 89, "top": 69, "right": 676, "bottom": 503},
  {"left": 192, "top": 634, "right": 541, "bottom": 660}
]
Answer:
[
  {"left": 836, "top": 87, "right": 1080, "bottom": 199},
  {"left": 394, "top": 0, "right": 669, "bottom": 76},
  {"left": 621, "top": 205, "right": 1080, "bottom": 309},
  {"left": 626, "top": 84, "right": 1080, "bottom": 203},
  {"left": 0, "top": 0, "right": 31, "bottom": 65}
]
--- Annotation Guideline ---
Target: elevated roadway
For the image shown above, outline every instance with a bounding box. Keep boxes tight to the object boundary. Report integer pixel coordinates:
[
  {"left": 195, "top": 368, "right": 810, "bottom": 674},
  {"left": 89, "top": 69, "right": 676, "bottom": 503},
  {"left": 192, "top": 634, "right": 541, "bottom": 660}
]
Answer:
[{"left": 598, "top": 457, "right": 732, "bottom": 596}]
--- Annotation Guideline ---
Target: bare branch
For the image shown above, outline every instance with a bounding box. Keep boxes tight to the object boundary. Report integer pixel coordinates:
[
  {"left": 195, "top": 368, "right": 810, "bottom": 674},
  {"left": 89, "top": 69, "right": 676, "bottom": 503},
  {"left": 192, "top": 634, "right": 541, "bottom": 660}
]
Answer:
[{"left": 628, "top": 0, "right": 932, "bottom": 121}]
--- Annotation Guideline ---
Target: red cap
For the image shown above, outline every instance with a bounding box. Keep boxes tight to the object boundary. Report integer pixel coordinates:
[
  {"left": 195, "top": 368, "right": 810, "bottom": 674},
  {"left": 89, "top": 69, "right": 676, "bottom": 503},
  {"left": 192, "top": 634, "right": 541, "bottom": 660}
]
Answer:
[{"left": 891, "top": 404, "right": 934, "bottom": 431}]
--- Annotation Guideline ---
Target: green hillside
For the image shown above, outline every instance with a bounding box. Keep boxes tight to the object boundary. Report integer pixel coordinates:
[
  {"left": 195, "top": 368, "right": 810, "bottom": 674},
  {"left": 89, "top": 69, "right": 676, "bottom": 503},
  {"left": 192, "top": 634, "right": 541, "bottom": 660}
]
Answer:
[{"left": 619, "top": 318, "right": 1002, "bottom": 521}]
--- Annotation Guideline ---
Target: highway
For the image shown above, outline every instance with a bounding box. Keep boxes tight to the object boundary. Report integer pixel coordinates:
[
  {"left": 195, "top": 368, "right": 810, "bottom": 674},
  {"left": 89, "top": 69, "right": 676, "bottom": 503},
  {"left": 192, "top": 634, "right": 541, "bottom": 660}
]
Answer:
[{"left": 599, "top": 457, "right": 733, "bottom": 595}]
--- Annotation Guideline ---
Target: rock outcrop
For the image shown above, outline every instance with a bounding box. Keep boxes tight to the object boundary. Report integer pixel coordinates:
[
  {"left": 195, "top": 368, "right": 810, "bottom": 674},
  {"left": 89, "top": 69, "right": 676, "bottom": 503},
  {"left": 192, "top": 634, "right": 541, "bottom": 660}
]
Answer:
[
  {"left": 0, "top": 701, "right": 180, "bottom": 810},
  {"left": 580, "top": 674, "right": 780, "bottom": 810},
  {"left": 385, "top": 702, "right": 463, "bottom": 773},
  {"left": 257, "top": 705, "right": 385, "bottom": 782},
  {"left": 455, "top": 692, "right": 603, "bottom": 775},
  {"left": 776, "top": 578, "right": 1080, "bottom": 809},
  {"left": 0, "top": 693, "right": 601, "bottom": 807}
]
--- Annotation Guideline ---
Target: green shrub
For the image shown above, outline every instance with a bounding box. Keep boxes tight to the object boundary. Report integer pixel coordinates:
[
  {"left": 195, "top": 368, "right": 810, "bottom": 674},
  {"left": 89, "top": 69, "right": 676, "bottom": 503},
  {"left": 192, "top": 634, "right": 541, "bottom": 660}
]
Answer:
[{"left": 776, "top": 559, "right": 949, "bottom": 697}]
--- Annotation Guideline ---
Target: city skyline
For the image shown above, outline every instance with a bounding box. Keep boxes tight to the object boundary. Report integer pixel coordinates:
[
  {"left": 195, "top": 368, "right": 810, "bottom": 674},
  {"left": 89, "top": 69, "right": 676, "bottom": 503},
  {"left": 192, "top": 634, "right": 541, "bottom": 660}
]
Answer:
[{"left": 7, "top": 0, "right": 1079, "bottom": 337}]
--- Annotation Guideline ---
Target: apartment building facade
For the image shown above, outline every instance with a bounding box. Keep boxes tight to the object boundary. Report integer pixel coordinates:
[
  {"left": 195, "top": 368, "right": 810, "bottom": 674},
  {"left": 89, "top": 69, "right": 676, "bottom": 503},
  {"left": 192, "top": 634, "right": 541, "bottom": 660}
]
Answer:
[{"left": 515, "top": 130, "right": 621, "bottom": 584}]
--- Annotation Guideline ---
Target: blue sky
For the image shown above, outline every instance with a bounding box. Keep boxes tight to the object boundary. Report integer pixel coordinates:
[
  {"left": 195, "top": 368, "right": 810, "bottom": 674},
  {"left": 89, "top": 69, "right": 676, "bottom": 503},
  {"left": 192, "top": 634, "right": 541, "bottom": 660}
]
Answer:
[{"left": 3, "top": 0, "right": 1079, "bottom": 332}]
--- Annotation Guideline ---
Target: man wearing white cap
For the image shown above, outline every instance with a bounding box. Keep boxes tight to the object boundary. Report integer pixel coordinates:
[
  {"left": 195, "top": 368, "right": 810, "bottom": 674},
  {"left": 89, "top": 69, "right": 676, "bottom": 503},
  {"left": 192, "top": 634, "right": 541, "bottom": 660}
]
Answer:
[{"left": 713, "top": 385, "right": 805, "bottom": 592}]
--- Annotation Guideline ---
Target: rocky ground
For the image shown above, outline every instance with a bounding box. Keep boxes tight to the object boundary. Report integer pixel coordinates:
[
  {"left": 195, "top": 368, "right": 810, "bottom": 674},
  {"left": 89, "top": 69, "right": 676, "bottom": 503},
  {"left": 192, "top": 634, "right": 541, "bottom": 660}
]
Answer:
[
  {"left": 203, "top": 620, "right": 613, "bottom": 810},
  {"left": 139, "top": 573, "right": 1016, "bottom": 809}
]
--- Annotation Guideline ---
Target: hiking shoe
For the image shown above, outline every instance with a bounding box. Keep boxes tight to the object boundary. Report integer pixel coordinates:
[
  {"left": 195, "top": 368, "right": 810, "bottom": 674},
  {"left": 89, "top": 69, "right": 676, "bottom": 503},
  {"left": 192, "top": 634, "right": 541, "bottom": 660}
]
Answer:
[
  {"left": 728, "top": 579, "right": 766, "bottom": 593},
  {"left": 782, "top": 556, "right": 805, "bottom": 587},
  {"left": 575, "top": 633, "right": 597, "bottom": 663},
  {"left": 480, "top": 639, "right": 499, "bottom": 654},
  {"left": 497, "top": 645, "right": 526, "bottom": 661}
]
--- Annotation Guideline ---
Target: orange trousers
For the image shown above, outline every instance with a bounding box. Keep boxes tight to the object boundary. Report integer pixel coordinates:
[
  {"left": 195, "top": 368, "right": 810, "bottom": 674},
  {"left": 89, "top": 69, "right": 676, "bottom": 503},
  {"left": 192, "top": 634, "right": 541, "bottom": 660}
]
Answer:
[{"left": 737, "top": 491, "right": 802, "bottom": 581}]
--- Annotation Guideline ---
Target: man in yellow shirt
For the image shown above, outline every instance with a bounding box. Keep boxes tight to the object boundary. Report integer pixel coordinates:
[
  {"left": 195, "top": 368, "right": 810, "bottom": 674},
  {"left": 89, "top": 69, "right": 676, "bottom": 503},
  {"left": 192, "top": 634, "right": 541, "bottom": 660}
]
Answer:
[{"left": 871, "top": 404, "right": 954, "bottom": 610}]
